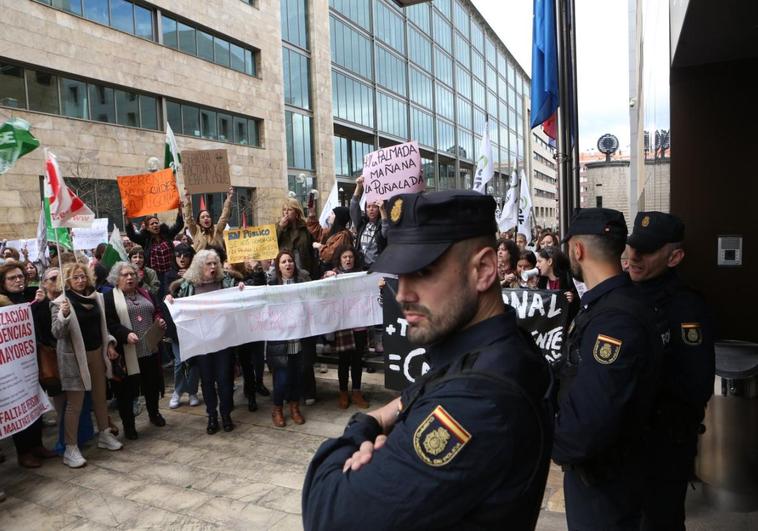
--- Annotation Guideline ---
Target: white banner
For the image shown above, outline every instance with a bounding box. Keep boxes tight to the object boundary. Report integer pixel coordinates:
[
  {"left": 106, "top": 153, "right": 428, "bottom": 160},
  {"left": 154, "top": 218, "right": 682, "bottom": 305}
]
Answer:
[
  {"left": 168, "top": 272, "right": 384, "bottom": 360},
  {"left": 0, "top": 303, "right": 52, "bottom": 439},
  {"left": 72, "top": 218, "right": 108, "bottom": 251}
]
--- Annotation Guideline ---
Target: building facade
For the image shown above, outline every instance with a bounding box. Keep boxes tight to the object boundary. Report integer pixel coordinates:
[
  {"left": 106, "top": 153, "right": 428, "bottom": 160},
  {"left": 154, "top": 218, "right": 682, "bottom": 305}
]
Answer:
[
  {"left": 530, "top": 128, "right": 558, "bottom": 231},
  {"left": 1, "top": 0, "right": 530, "bottom": 239}
]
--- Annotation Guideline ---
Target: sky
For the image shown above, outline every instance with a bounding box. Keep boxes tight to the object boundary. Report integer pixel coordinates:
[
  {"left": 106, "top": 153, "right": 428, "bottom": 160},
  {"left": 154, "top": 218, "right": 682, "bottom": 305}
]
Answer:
[{"left": 471, "top": 0, "right": 631, "bottom": 153}]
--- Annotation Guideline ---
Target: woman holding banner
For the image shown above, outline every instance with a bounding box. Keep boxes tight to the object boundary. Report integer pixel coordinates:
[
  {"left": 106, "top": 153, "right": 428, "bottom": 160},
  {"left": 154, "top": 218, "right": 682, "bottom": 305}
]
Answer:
[
  {"left": 0, "top": 264, "right": 57, "bottom": 469},
  {"left": 184, "top": 187, "right": 233, "bottom": 254},
  {"left": 165, "top": 249, "right": 244, "bottom": 434},
  {"left": 51, "top": 262, "right": 123, "bottom": 468},
  {"left": 276, "top": 197, "right": 317, "bottom": 278}
]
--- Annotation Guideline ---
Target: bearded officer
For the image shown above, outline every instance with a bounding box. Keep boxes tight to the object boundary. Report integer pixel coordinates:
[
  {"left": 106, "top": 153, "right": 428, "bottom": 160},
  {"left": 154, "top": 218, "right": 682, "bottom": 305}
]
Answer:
[
  {"left": 627, "top": 211, "right": 715, "bottom": 531},
  {"left": 302, "top": 190, "right": 554, "bottom": 530},
  {"left": 553, "top": 208, "right": 663, "bottom": 530}
]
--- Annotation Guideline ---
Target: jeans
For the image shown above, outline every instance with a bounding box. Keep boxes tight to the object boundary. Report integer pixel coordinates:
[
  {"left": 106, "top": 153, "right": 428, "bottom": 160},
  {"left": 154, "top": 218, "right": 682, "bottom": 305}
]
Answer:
[
  {"left": 272, "top": 354, "right": 303, "bottom": 407},
  {"left": 171, "top": 342, "right": 199, "bottom": 396},
  {"left": 196, "top": 349, "right": 234, "bottom": 418},
  {"left": 237, "top": 341, "right": 265, "bottom": 396}
]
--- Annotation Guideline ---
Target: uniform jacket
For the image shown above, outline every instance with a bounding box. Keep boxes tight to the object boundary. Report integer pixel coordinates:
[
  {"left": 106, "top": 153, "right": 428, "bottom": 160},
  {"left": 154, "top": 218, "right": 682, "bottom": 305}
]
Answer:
[
  {"left": 184, "top": 194, "right": 232, "bottom": 252},
  {"left": 303, "top": 310, "right": 553, "bottom": 531},
  {"left": 125, "top": 211, "right": 184, "bottom": 266},
  {"left": 50, "top": 291, "right": 115, "bottom": 391}
]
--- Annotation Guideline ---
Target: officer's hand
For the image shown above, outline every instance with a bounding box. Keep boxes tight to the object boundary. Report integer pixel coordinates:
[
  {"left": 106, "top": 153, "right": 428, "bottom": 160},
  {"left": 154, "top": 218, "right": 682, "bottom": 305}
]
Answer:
[
  {"left": 342, "top": 435, "right": 388, "bottom": 473},
  {"left": 368, "top": 397, "right": 402, "bottom": 433}
]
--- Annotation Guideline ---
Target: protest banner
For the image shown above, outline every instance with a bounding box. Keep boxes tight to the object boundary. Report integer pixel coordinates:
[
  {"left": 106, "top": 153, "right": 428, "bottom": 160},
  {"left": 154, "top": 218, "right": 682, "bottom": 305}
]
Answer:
[
  {"left": 362, "top": 141, "right": 424, "bottom": 203},
  {"left": 181, "top": 149, "right": 231, "bottom": 194},
  {"left": 117, "top": 168, "right": 180, "bottom": 218},
  {"left": 382, "top": 286, "right": 570, "bottom": 391},
  {"left": 168, "top": 272, "right": 383, "bottom": 360},
  {"left": 72, "top": 218, "right": 108, "bottom": 250},
  {"left": 3, "top": 239, "right": 40, "bottom": 262},
  {"left": 0, "top": 304, "right": 52, "bottom": 439},
  {"left": 224, "top": 224, "right": 279, "bottom": 264}
]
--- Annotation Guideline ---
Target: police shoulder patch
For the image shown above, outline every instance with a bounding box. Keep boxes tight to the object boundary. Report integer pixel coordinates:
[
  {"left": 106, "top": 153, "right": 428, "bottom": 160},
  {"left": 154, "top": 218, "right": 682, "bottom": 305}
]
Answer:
[
  {"left": 413, "top": 405, "right": 471, "bottom": 467},
  {"left": 681, "top": 323, "right": 703, "bottom": 346},
  {"left": 593, "top": 334, "right": 622, "bottom": 365}
]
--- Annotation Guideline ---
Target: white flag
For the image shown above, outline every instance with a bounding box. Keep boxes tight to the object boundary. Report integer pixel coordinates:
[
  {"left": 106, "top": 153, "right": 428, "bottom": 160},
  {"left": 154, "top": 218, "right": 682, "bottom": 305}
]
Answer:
[
  {"left": 517, "top": 169, "right": 533, "bottom": 238},
  {"left": 319, "top": 181, "right": 339, "bottom": 228},
  {"left": 497, "top": 170, "right": 519, "bottom": 232},
  {"left": 35, "top": 205, "right": 49, "bottom": 266},
  {"left": 164, "top": 122, "right": 181, "bottom": 172},
  {"left": 44, "top": 149, "right": 95, "bottom": 228},
  {"left": 472, "top": 121, "right": 494, "bottom": 194}
]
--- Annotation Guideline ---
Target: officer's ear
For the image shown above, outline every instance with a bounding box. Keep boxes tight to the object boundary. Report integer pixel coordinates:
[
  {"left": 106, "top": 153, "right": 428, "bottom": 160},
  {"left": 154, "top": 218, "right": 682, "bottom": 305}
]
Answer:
[
  {"left": 569, "top": 238, "right": 585, "bottom": 262},
  {"left": 667, "top": 245, "right": 685, "bottom": 268},
  {"left": 471, "top": 245, "right": 498, "bottom": 292}
]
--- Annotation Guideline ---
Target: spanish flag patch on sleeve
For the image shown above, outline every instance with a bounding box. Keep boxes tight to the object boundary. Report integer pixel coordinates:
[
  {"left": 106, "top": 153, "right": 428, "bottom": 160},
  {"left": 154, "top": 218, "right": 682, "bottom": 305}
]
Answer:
[{"left": 413, "top": 405, "right": 471, "bottom": 467}]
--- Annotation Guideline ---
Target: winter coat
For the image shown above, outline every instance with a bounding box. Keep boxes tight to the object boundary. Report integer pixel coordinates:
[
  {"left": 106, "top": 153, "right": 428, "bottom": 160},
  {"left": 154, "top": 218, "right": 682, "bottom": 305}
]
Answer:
[
  {"left": 276, "top": 221, "right": 317, "bottom": 279},
  {"left": 126, "top": 211, "right": 184, "bottom": 267},
  {"left": 185, "top": 194, "right": 232, "bottom": 252}
]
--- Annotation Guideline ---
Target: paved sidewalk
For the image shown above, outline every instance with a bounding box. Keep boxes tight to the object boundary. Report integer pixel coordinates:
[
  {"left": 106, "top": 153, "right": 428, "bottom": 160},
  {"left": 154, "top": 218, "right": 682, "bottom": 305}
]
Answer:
[{"left": 1, "top": 369, "right": 756, "bottom": 530}]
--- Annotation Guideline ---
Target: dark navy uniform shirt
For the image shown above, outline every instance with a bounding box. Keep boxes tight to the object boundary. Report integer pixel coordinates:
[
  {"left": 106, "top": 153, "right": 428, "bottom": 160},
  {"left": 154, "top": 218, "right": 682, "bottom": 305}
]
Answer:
[{"left": 302, "top": 308, "right": 553, "bottom": 531}]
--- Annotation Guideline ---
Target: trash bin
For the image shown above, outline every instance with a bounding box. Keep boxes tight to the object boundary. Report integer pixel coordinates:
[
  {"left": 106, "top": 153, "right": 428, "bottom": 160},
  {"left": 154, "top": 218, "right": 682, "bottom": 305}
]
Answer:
[{"left": 696, "top": 340, "right": 758, "bottom": 511}]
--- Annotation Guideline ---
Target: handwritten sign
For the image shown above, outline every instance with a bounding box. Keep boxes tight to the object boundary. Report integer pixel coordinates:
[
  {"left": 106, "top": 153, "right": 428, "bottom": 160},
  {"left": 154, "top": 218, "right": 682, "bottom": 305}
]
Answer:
[
  {"left": 362, "top": 141, "right": 424, "bottom": 203},
  {"left": 224, "top": 224, "right": 279, "bottom": 263},
  {"left": 3, "top": 239, "right": 40, "bottom": 262},
  {"left": 117, "top": 168, "right": 180, "bottom": 218},
  {"left": 72, "top": 218, "right": 108, "bottom": 250},
  {"left": 0, "top": 303, "right": 52, "bottom": 439},
  {"left": 181, "top": 149, "right": 231, "bottom": 194}
]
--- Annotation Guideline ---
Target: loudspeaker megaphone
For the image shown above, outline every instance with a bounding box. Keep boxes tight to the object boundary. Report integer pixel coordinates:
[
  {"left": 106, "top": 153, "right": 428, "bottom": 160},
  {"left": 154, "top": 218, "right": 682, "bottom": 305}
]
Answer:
[{"left": 521, "top": 267, "right": 539, "bottom": 281}]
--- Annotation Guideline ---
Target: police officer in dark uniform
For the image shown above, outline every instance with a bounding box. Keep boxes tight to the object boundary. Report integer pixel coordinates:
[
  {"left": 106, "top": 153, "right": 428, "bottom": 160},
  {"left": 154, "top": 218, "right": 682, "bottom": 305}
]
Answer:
[
  {"left": 302, "top": 191, "right": 554, "bottom": 530},
  {"left": 627, "top": 211, "right": 715, "bottom": 531},
  {"left": 553, "top": 208, "right": 663, "bottom": 530}
]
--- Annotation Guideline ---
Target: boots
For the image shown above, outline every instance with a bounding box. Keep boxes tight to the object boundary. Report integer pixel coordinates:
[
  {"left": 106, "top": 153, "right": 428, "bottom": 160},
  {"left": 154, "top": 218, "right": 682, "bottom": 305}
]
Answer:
[
  {"left": 289, "top": 402, "right": 305, "bottom": 425},
  {"left": 206, "top": 416, "right": 219, "bottom": 435},
  {"left": 338, "top": 391, "right": 350, "bottom": 409},
  {"left": 272, "top": 406, "right": 286, "bottom": 428},
  {"left": 351, "top": 390, "right": 369, "bottom": 409}
]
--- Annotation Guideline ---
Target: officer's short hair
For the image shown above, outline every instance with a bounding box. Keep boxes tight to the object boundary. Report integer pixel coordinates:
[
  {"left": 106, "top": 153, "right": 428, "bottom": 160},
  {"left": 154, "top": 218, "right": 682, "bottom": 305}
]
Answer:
[
  {"left": 578, "top": 234, "right": 626, "bottom": 262},
  {"left": 455, "top": 234, "right": 497, "bottom": 266}
]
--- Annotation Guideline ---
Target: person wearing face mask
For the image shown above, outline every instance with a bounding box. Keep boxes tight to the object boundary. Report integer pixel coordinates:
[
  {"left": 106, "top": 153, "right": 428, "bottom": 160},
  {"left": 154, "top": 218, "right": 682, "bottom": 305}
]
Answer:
[
  {"left": 323, "top": 245, "right": 369, "bottom": 409},
  {"left": 125, "top": 208, "right": 184, "bottom": 299},
  {"left": 276, "top": 197, "right": 317, "bottom": 279},
  {"left": 127, "top": 246, "right": 160, "bottom": 296},
  {"left": 184, "top": 187, "right": 234, "bottom": 255}
]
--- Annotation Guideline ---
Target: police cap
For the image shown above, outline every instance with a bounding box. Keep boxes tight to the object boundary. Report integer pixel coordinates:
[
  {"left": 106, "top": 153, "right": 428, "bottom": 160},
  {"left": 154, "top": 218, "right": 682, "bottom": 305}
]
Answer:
[
  {"left": 627, "top": 211, "right": 684, "bottom": 253},
  {"left": 369, "top": 190, "right": 497, "bottom": 275},
  {"left": 561, "top": 208, "right": 628, "bottom": 243}
]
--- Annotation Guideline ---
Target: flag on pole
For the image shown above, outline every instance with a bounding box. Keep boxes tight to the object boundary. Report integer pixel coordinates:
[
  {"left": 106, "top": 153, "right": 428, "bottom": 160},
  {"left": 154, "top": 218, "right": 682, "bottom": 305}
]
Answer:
[
  {"left": 0, "top": 118, "right": 40, "bottom": 175},
  {"left": 44, "top": 150, "right": 94, "bottom": 228},
  {"left": 531, "top": 0, "right": 559, "bottom": 139},
  {"left": 100, "top": 226, "right": 128, "bottom": 270},
  {"left": 517, "top": 169, "right": 533, "bottom": 238},
  {"left": 472, "top": 120, "right": 494, "bottom": 194},
  {"left": 319, "top": 182, "right": 339, "bottom": 228},
  {"left": 42, "top": 197, "right": 73, "bottom": 249},
  {"left": 497, "top": 170, "right": 519, "bottom": 233},
  {"left": 164, "top": 123, "right": 181, "bottom": 172},
  {"left": 35, "top": 205, "right": 49, "bottom": 267}
]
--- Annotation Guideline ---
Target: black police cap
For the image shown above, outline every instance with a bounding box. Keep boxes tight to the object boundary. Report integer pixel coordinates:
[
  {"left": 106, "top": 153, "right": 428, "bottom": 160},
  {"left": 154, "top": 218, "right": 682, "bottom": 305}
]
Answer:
[
  {"left": 627, "top": 211, "right": 684, "bottom": 253},
  {"left": 561, "top": 208, "right": 628, "bottom": 243},
  {"left": 369, "top": 190, "right": 497, "bottom": 275}
]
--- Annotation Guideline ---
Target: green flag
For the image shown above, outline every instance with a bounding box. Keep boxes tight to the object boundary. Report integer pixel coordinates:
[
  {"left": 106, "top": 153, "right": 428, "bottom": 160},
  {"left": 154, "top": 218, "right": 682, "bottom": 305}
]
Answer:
[
  {"left": 164, "top": 122, "right": 181, "bottom": 172},
  {"left": 43, "top": 197, "right": 73, "bottom": 249},
  {"left": 0, "top": 118, "right": 40, "bottom": 175},
  {"left": 100, "top": 226, "right": 128, "bottom": 270}
]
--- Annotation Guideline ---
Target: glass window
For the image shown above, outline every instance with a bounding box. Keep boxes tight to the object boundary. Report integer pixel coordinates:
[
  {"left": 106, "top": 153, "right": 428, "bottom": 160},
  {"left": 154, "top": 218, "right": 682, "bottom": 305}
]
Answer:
[
  {"left": 53, "top": 0, "right": 82, "bottom": 15},
  {"left": 214, "top": 37, "right": 230, "bottom": 67},
  {"left": 330, "top": 16, "right": 372, "bottom": 79},
  {"left": 166, "top": 100, "right": 181, "bottom": 132},
  {"left": 406, "top": 2, "right": 430, "bottom": 32},
  {"left": 456, "top": 67, "right": 471, "bottom": 99},
  {"left": 245, "top": 49, "right": 255, "bottom": 76},
  {"left": 283, "top": 48, "right": 311, "bottom": 110},
  {"left": 377, "top": 92, "right": 407, "bottom": 138},
  {"left": 26, "top": 70, "right": 59, "bottom": 114},
  {"left": 60, "top": 78, "right": 88, "bottom": 119},
  {"left": 457, "top": 127, "right": 473, "bottom": 160},
  {"left": 200, "top": 109, "right": 217, "bottom": 139},
  {"left": 282, "top": 0, "right": 308, "bottom": 49},
  {"left": 196, "top": 30, "right": 214, "bottom": 62},
  {"left": 178, "top": 22, "right": 196, "bottom": 55},
  {"left": 485, "top": 36, "right": 496, "bottom": 65},
  {"left": 0, "top": 63, "right": 26, "bottom": 109},
  {"left": 497, "top": 49, "right": 507, "bottom": 74},
  {"left": 453, "top": 1, "right": 469, "bottom": 37},
  {"left": 89, "top": 84, "right": 115, "bottom": 123},
  {"left": 473, "top": 107, "right": 486, "bottom": 134},
  {"left": 472, "top": 79, "right": 485, "bottom": 108},
  {"left": 82, "top": 0, "right": 109, "bottom": 25},
  {"left": 498, "top": 75, "right": 508, "bottom": 101},
  {"left": 330, "top": 0, "right": 370, "bottom": 30},
  {"left": 285, "top": 111, "right": 313, "bottom": 169},
  {"left": 139, "top": 95, "right": 158, "bottom": 130},
  {"left": 162, "top": 16, "right": 177, "bottom": 48},
  {"left": 471, "top": 20, "right": 483, "bottom": 52},
  {"left": 434, "top": 0, "right": 451, "bottom": 19},
  {"left": 487, "top": 90, "right": 497, "bottom": 117},
  {"left": 333, "top": 135, "right": 349, "bottom": 176},
  {"left": 408, "top": 27, "right": 432, "bottom": 72},
  {"left": 248, "top": 119, "right": 260, "bottom": 146},
  {"left": 134, "top": 5, "right": 153, "bottom": 40},
  {"left": 182, "top": 105, "right": 200, "bottom": 136},
  {"left": 331, "top": 70, "right": 373, "bottom": 127},
  {"left": 376, "top": 46, "right": 406, "bottom": 97},
  {"left": 435, "top": 83, "right": 454, "bottom": 120},
  {"left": 375, "top": 0, "right": 404, "bottom": 54},
  {"left": 218, "top": 113, "right": 233, "bottom": 142},
  {"left": 456, "top": 95, "right": 472, "bottom": 130},
  {"left": 409, "top": 67, "right": 433, "bottom": 110},
  {"left": 234, "top": 116, "right": 248, "bottom": 144},
  {"left": 115, "top": 89, "right": 139, "bottom": 127},
  {"left": 437, "top": 119, "right": 454, "bottom": 153},
  {"left": 486, "top": 64, "right": 496, "bottom": 87},
  {"left": 454, "top": 32, "right": 470, "bottom": 69},
  {"left": 230, "top": 43, "right": 246, "bottom": 73},
  {"left": 109, "top": 0, "right": 133, "bottom": 34},
  {"left": 411, "top": 107, "right": 434, "bottom": 148},
  {"left": 432, "top": 11, "right": 452, "bottom": 50},
  {"left": 471, "top": 51, "right": 484, "bottom": 80},
  {"left": 434, "top": 48, "right": 453, "bottom": 87}
]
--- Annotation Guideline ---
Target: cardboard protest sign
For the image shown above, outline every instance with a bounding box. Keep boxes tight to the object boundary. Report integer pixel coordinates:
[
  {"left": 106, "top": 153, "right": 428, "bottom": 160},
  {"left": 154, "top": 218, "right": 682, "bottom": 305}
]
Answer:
[
  {"left": 181, "top": 149, "right": 231, "bottom": 194},
  {"left": 117, "top": 168, "right": 180, "bottom": 218},
  {"left": 72, "top": 218, "right": 108, "bottom": 250},
  {"left": 0, "top": 304, "right": 52, "bottom": 439},
  {"left": 362, "top": 141, "right": 424, "bottom": 203},
  {"left": 224, "top": 224, "right": 279, "bottom": 264}
]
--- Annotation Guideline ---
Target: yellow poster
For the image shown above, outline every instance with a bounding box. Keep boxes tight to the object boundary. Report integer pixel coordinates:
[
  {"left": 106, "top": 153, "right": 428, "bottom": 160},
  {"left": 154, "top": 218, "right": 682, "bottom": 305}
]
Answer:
[{"left": 224, "top": 224, "right": 279, "bottom": 263}]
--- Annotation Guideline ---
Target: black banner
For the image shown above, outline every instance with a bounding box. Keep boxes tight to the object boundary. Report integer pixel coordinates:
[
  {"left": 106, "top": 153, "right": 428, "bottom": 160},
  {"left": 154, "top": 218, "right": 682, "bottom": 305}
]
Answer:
[{"left": 382, "top": 282, "right": 569, "bottom": 391}]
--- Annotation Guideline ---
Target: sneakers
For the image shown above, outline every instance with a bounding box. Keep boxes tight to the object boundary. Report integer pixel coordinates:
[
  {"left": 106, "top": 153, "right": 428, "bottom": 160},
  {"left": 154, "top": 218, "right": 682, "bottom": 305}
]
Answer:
[
  {"left": 169, "top": 393, "right": 180, "bottom": 409},
  {"left": 63, "top": 445, "right": 87, "bottom": 468},
  {"left": 189, "top": 394, "right": 200, "bottom": 407},
  {"left": 97, "top": 428, "right": 123, "bottom": 451}
]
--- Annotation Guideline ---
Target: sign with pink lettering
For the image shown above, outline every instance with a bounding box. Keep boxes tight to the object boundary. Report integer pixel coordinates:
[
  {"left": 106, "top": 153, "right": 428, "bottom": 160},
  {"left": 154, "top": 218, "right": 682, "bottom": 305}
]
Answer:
[{"left": 362, "top": 141, "right": 424, "bottom": 203}]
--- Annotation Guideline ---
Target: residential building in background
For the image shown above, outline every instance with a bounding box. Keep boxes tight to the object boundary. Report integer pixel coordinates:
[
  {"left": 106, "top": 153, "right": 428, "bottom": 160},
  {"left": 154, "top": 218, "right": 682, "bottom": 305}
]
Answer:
[{"left": 531, "top": 128, "right": 558, "bottom": 231}]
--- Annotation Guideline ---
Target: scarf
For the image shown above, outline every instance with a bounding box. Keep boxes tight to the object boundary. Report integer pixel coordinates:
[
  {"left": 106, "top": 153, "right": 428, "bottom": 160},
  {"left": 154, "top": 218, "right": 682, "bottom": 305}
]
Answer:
[{"left": 112, "top": 288, "right": 141, "bottom": 376}]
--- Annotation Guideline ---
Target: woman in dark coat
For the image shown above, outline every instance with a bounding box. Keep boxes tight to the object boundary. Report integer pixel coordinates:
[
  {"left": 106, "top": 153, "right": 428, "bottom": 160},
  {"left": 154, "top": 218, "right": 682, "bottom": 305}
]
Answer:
[{"left": 125, "top": 209, "right": 184, "bottom": 297}]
